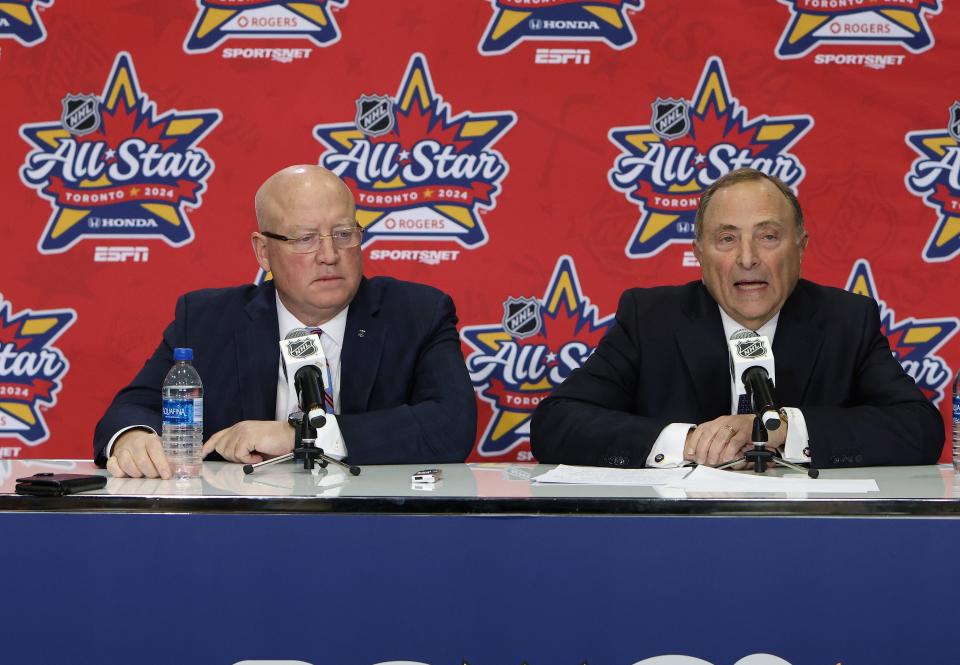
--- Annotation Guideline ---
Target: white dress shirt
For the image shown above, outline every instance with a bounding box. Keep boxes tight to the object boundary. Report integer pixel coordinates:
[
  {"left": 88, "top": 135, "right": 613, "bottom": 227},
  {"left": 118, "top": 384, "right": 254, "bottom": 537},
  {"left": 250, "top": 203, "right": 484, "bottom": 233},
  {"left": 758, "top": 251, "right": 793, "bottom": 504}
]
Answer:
[
  {"left": 276, "top": 294, "right": 348, "bottom": 458},
  {"left": 645, "top": 306, "right": 811, "bottom": 467}
]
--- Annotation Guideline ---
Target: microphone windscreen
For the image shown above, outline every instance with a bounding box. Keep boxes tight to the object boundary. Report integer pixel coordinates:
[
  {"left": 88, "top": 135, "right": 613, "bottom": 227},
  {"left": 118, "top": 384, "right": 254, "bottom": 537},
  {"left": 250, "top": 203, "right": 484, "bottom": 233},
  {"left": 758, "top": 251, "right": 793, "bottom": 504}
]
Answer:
[{"left": 284, "top": 327, "right": 312, "bottom": 340}]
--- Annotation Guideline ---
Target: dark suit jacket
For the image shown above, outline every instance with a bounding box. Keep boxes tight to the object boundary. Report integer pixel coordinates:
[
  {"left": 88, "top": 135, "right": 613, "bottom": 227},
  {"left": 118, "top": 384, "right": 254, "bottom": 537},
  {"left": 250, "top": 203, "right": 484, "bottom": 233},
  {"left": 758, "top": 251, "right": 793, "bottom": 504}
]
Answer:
[
  {"left": 93, "top": 276, "right": 477, "bottom": 466},
  {"left": 530, "top": 279, "right": 944, "bottom": 469}
]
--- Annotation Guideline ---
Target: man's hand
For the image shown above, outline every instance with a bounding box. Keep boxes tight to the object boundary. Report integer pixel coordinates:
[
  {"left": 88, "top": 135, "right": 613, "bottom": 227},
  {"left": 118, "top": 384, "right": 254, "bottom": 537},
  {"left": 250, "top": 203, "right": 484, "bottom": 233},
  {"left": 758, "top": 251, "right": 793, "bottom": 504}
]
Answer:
[
  {"left": 685, "top": 414, "right": 788, "bottom": 468},
  {"left": 107, "top": 429, "right": 171, "bottom": 479},
  {"left": 201, "top": 420, "right": 294, "bottom": 464}
]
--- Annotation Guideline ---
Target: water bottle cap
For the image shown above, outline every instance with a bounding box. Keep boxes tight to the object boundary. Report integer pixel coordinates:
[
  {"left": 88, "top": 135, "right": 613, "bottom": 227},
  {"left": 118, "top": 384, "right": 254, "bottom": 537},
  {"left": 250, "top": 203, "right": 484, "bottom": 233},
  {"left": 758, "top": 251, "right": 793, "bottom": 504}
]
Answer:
[{"left": 173, "top": 347, "right": 193, "bottom": 361}]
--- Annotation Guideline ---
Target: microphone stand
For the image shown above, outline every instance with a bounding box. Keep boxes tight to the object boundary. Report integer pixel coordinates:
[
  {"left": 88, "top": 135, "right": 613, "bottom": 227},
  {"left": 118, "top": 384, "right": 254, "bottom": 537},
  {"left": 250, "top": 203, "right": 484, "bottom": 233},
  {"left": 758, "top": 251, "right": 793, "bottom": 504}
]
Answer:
[
  {"left": 242, "top": 412, "right": 361, "bottom": 477},
  {"left": 714, "top": 414, "right": 819, "bottom": 478}
]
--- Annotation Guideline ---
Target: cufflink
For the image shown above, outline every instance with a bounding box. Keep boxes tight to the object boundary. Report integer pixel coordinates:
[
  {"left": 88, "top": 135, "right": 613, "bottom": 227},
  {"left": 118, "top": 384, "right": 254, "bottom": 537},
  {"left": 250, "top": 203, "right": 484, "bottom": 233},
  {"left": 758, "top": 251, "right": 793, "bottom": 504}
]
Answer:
[
  {"left": 778, "top": 407, "right": 789, "bottom": 425},
  {"left": 654, "top": 453, "right": 664, "bottom": 463}
]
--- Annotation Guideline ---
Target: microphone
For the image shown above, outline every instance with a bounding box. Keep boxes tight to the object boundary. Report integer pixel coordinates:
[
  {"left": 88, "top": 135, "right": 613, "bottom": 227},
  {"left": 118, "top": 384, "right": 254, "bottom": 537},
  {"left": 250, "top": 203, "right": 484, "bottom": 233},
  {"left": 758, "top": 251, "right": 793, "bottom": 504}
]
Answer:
[
  {"left": 279, "top": 328, "right": 327, "bottom": 428},
  {"left": 728, "top": 333, "right": 782, "bottom": 431}
]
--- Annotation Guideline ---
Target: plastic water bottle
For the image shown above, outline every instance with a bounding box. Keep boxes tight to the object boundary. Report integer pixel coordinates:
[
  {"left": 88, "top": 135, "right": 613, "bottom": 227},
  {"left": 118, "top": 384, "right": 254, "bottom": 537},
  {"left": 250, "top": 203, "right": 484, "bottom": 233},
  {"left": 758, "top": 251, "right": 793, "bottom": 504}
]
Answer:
[
  {"left": 162, "top": 347, "right": 203, "bottom": 478},
  {"left": 953, "top": 370, "right": 959, "bottom": 470}
]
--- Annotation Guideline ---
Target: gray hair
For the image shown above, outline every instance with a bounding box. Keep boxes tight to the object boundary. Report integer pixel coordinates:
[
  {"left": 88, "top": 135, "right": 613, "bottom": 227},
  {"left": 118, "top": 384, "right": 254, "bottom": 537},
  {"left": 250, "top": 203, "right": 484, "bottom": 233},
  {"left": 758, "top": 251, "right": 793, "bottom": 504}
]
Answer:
[{"left": 694, "top": 168, "right": 805, "bottom": 243}]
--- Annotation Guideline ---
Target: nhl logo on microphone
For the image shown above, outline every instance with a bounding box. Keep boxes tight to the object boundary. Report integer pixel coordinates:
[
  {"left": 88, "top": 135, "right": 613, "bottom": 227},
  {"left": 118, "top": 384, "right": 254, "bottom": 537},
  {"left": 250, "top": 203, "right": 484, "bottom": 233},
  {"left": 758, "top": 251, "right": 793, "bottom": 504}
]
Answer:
[
  {"left": 287, "top": 336, "right": 319, "bottom": 359},
  {"left": 735, "top": 338, "right": 767, "bottom": 359}
]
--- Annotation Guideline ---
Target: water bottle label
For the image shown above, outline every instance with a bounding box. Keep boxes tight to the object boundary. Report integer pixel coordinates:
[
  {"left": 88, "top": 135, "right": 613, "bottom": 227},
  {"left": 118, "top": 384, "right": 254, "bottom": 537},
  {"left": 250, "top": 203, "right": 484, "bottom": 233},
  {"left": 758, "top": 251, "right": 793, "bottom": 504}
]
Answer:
[
  {"left": 193, "top": 397, "right": 203, "bottom": 425},
  {"left": 162, "top": 399, "right": 194, "bottom": 425}
]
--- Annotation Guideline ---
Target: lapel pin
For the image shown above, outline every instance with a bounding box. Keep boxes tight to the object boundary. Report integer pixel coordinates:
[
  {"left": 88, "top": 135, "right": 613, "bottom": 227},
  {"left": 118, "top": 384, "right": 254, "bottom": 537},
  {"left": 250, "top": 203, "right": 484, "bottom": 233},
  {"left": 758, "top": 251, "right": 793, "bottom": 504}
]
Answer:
[{"left": 357, "top": 329, "right": 366, "bottom": 338}]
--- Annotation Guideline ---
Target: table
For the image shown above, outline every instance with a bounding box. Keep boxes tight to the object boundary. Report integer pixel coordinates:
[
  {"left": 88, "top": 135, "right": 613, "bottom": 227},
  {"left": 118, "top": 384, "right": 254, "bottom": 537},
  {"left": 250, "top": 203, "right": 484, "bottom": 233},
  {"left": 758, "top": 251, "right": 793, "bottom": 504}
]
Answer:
[{"left": 2, "top": 459, "right": 958, "bottom": 665}]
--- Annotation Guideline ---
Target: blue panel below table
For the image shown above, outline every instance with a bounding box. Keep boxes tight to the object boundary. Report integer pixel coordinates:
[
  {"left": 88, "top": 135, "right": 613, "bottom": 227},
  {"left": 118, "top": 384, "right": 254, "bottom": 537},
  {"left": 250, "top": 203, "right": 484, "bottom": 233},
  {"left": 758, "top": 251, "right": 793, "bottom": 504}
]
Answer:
[{"left": 0, "top": 513, "right": 952, "bottom": 665}]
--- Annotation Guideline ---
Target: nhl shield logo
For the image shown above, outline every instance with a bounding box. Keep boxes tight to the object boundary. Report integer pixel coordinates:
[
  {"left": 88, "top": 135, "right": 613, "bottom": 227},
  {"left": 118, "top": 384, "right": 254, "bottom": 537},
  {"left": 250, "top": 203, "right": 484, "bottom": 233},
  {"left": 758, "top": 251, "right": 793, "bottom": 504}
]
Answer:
[
  {"left": 288, "top": 336, "right": 319, "bottom": 359},
  {"left": 948, "top": 102, "right": 960, "bottom": 142},
  {"left": 651, "top": 97, "right": 690, "bottom": 140},
  {"left": 735, "top": 338, "right": 766, "bottom": 359},
  {"left": 60, "top": 94, "right": 101, "bottom": 136},
  {"left": 355, "top": 95, "right": 395, "bottom": 137},
  {"left": 502, "top": 297, "right": 542, "bottom": 340}
]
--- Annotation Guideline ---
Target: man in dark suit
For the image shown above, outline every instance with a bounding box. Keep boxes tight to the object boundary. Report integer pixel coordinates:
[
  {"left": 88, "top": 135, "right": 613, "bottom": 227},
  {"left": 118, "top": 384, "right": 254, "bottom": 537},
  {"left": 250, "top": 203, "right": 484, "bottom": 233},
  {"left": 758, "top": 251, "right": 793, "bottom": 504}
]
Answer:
[
  {"left": 531, "top": 168, "right": 943, "bottom": 469},
  {"left": 95, "top": 165, "right": 477, "bottom": 478}
]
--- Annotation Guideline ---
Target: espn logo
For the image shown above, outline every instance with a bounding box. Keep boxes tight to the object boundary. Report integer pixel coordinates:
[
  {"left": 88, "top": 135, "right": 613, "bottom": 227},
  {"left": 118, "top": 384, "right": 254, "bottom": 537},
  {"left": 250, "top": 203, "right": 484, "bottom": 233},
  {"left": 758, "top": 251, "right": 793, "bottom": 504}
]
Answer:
[
  {"left": 682, "top": 251, "right": 701, "bottom": 268},
  {"left": 534, "top": 48, "right": 591, "bottom": 65},
  {"left": 94, "top": 246, "right": 149, "bottom": 262}
]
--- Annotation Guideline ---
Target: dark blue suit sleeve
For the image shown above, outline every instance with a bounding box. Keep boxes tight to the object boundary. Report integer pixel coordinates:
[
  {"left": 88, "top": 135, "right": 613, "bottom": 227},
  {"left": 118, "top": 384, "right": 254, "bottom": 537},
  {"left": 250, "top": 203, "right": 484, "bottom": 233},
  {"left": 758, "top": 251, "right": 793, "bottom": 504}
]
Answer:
[
  {"left": 531, "top": 290, "right": 670, "bottom": 467},
  {"left": 337, "top": 293, "right": 477, "bottom": 464},
  {"left": 801, "top": 297, "right": 944, "bottom": 468},
  {"left": 92, "top": 302, "right": 180, "bottom": 467}
]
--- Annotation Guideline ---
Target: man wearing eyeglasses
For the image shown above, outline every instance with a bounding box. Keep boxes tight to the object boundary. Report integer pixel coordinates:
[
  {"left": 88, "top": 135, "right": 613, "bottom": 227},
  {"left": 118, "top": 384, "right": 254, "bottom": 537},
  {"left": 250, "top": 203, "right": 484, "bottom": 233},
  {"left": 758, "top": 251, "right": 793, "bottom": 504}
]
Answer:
[{"left": 94, "top": 164, "right": 477, "bottom": 478}]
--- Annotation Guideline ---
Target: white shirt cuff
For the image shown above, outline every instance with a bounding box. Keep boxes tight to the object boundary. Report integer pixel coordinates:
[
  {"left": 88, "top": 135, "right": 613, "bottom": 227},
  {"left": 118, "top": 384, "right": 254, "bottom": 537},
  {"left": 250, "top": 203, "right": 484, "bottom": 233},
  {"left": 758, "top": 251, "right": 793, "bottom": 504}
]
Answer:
[
  {"left": 314, "top": 413, "right": 347, "bottom": 459},
  {"left": 105, "top": 425, "right": 157, "bottom": 458},
  {"left": 646, "top": 422, "right": 695, "bottom": 467},
  {"left": 780, "top": 407, "right": 810, "bottom": 462}
]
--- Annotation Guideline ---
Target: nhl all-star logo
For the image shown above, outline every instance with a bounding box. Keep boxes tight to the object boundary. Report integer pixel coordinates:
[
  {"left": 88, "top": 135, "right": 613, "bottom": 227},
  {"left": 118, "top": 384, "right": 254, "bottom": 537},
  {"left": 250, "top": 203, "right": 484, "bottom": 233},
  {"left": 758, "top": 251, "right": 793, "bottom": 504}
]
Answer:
[
  {"left": 0, "top": 294, "right": 76, "bottom": 446},
  {"left": 60, "top": 94, "right": 100, "bottom": 136},
  {"left": 904, "top": 101, "right": 960, "bottom": 262},
  {"left": 651, "top": 98, "right": 690, "bottom": 141},
  {"left": 502, "top": 297, "right": 542, "bottom": 340},
  {"left": 355, "top": 95, "right": 395, "bottom": 137},
  {"left": 846, "top": 259, "right": 957, "bottom": 406},
  {"left": 461, "top": 256, "right": 614, "bottom": 459},
  {"left": 315, "top": 53, "right": 516, "bottom": 249},
  {"left": 775, "top": 0, "right": 942, "bottom": 59},
  {"left": 183, "top": 0, "right": 348, "bottom": 53},
  {"left": 0, "top": 0, "right": 53, "bottom": 47},
  {"left": 608, "top": 56, "right": 813, "bottom": 258},
  {"left": 478, "top": 0, "right": 644, "bottom": 55},
  {"left": 19, "top": 52, "right": 222, "bottom": 254}
]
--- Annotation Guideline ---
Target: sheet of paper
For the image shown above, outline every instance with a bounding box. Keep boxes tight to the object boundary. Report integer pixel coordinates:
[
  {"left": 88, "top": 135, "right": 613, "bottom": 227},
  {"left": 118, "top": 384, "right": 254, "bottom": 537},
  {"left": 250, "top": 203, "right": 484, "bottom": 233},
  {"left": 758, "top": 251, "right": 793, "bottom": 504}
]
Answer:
[
  {"left": 531, "top": 464, "right": 879, "bottom": 493},
  {"left": 531, "top": 465, "right": 692, "bottom": 486},
  {"left": 676, "top": 465, "right": 878, "bottom": 493}
]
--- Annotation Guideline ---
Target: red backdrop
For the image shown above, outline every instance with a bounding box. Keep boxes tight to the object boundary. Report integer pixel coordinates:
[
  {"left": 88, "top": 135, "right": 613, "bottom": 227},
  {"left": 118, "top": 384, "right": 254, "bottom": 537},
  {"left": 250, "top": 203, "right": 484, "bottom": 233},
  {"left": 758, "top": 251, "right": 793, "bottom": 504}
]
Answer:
[{"left": 2, "top": 0, "right": 958, "bottom": 464}]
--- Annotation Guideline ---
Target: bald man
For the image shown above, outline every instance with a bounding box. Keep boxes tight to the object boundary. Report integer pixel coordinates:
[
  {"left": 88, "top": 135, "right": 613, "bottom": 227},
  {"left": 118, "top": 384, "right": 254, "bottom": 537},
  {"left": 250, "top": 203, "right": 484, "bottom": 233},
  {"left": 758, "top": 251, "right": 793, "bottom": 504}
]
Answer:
[{"left": 94, "top": 165, "right": 477, "bottom": 477}]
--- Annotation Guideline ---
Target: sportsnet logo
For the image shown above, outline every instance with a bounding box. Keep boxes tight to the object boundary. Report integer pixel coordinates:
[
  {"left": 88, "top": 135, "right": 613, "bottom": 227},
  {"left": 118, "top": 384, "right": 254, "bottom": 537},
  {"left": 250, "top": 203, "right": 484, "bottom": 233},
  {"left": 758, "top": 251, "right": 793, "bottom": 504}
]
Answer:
[
  {"left": 183, "top": 0, "right": 347, "bottom": 53},
  {"left": 19, "top": 52, "right": 221, "bottom": 254},
  {"left": 479, "top": 0, "right": 643, "bottom": 55},
  {"left": 0, "top": 0, "right": 52, "bottom": 46},
  {"left": 0, "top": 295, "right": 75, "bottom": 446},
  {"left": 608, "top": 57, "right": 812, "bottom": 258},
  {"left": 315, "top": 53, "right": 516, "bottom": 249},
  {"left": 461, "top": 256, "right": 613, "bottom": 460},
  {"left": 775, "top": 0, "right": 942, "bottom": 59},
  {"left": 904, "top": 102, "right": 960, "bottom": 262},
  {"left": 846, "top": 259, "right": 957, "bottom": 405}
]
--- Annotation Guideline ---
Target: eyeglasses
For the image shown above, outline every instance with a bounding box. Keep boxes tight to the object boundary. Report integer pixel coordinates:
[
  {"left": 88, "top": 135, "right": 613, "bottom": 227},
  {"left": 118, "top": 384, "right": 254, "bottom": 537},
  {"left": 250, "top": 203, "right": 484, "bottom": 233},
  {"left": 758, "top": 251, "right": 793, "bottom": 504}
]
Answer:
[{"left": 260, "top": 225, "right": 363, "bottom": 253}]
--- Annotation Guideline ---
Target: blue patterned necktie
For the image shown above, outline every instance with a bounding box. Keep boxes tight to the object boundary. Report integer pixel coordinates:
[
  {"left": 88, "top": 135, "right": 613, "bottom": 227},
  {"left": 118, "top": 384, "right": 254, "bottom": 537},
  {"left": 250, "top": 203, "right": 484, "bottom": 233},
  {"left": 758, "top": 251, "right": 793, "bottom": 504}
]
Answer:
[{"left": 309, "top": 328, "right": 335, "bottom": 413}]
